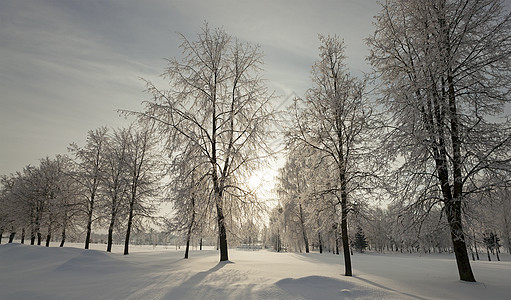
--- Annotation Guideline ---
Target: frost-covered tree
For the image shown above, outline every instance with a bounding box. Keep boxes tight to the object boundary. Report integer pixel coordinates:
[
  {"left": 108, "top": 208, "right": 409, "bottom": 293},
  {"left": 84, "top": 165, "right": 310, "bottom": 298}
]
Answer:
[
  {"left": 276, "top": 148, "right": 314, "bottom": 253},
  {"left": 123, "top": 126, "right": 159, "bottom": 255},
  {"left": 287, "top": 35, "right": 378, "bottom": 276},
  {"left": 1, "top": 167, "right": 39, "bottom": 244},
  {"left": 136, "top": 24, "right": 276, "bottom": 261},
  {"left": 69, "top": 127, "right": 109, "bottom": 250},
  {"left": 368, "top": 0, "right": 511, "bottom": 282},
  {"left": 0, "top": 156, "right": 78, "bottom": 247},
  {"left": 103, "top": 128, "right": 130, "bottom": 252},
  {"left": 0, "top": 175, "right": 18, "bottom": 243},
  {"left": 54, "top": 156, "right": 81, "bottom": 248},
  {"left": 167, "top": 142, "right": 210, "bottom": 259},
  {"left": 38, "top": 155, "right": 77, "bottom": 247}
]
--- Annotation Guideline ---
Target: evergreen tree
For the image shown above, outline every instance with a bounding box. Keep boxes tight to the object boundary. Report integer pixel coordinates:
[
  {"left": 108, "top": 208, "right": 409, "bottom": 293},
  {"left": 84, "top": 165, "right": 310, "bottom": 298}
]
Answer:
[{"left": 354, "top": 226, "right": 368, "bottom": 253}]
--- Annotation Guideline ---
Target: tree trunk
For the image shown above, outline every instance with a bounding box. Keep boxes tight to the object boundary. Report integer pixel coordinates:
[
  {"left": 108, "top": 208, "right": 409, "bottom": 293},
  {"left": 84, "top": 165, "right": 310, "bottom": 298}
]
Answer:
[
  {"left": 184, "top": 196, "right": 196, "bottom": 259},
  {"left": 30, "top": 229, "right": 35, "bottom": 245},
  {"left": 216, "top": 200, "right": 228, "bottom": 261},
  {"left": 474, "top": 232, "right": 480, "bottom": 260},
  {"left": 0, "top": 229, "right": 3, "bottom": 244},
  {"left": 299, "top": 203, "right": 309, "bottom": 253},
  {"left": 340, "top": 181, "right": 352, "bottom": 276},
  {"left": 85, "top": 194, "right": 95, "bottom": 250},
  {"left": 60, "top": 225, "right": 66, "bottom": 247},
  {"left": 8, "top": 230, "right": 15, "bottom": 243},
  {"left": 35, "top": 211, "right": 42, "bottom": 245},
  {"left": 318, "top": 231, "right": 323, "bottom": 254},
  {"left": 21, "top": 228, "right": 25, "bottom": 244},
  {"left": 445, "top": 200, "right": 474, "bottom": 281},
  {"left": 107, "top": 212, "right": 116, "bottom": 252},
  {"left": 335, "top": 233, "right": 339, "bottom": 255},
  {"left": 341, "top": 200, "right": 352, "bottom": 275},
  {"left": 124, "top": 195, "right": 135, "bottom": 255},
  {"left": 504, "top": 215, "right": 511, "bottom": 254},
  {"left": 45, "top": 223, "right": 51, "bottom": 247}
]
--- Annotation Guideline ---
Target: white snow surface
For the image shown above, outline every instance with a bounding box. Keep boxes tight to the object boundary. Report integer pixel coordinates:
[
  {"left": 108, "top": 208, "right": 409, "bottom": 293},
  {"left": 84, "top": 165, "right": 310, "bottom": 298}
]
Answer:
[{"left": 1, "top": 243, "right": 510, "bottom": 299}]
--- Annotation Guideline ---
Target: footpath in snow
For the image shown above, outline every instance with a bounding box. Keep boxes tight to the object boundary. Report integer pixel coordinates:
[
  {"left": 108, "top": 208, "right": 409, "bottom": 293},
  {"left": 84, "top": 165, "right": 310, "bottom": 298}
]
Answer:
[{"left": 0, "top": 243, "right": 510, "bottom": 299}]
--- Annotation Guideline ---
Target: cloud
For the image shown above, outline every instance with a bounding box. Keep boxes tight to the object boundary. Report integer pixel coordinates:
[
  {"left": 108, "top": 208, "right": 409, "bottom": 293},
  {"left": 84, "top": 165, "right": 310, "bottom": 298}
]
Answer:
[{"left": 0, "top": 0, "right": 381, "bottom": 174}]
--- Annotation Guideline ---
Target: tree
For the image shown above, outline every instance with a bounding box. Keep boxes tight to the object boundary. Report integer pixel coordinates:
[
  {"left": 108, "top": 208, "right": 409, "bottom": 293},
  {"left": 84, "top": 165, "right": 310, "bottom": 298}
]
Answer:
[
  {"left": 276, "top": 148, "right": 314, "bottom": 253},
  {"left": 103, "top": 128, "right": 130, "bottom": 252},
  {"left": 353, "top": 226, "right": 368, "bottom": 253},
  {"left": 69, "top": 127, "right": 109, "bottom": 250},
  {"left": 55, "top": 156, "right": 81, "bottom": 248},
  {"left": 27, "top": 165, "right": 46, "bottom": 245},
  {"left": 287, "top": 35, "right": 377, "bottom": 276},
  {"left": 483, "top": 232, "right": 501, "bottom": 261},
  {"left": 167, "top": 142, "right": 210, "bottom": 259},
  {"left": 136, "top": 23, "right": 276, "bottom": 261},
  {"left": 0, "top": 174, "right": 22, "bottom": 244},
  {"left": 123, "top": 126, "right": 159, "bottom": 255},
  {"left": 368, "top": 0, "right": 511, "bottom": 282},
  {"left": 2, "top": 167, "right": 39, "bottom": 245},
  {"left": 38, "top": 156, "right": 75, "bottom": 247}
]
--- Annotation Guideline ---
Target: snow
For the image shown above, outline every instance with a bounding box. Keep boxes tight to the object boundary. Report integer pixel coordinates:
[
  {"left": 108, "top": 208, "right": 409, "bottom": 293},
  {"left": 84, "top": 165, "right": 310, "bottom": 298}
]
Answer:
[{"left": 1, "top": 243, "right": 510, "bottom": 299}]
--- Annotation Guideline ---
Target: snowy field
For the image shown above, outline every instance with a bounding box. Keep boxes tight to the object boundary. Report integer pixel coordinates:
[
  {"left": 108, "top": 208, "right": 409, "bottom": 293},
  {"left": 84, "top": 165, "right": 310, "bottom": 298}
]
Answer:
[{"left": 1, "top": 243, "right": 510, "bottom": 299}]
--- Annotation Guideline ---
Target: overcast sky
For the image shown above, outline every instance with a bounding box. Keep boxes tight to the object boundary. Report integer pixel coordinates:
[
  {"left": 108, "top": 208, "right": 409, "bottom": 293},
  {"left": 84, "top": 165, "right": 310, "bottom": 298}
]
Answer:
[{"left": 1, "top": 0, "right": 383, "bottom": 175}]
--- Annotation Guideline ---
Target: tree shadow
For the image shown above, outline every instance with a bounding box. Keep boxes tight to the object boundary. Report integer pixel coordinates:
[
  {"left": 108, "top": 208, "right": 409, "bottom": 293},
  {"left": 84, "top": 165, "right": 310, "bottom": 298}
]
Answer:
[
  {"left": 164, "top": 261, "right": 232, "bottom": 299},
  {"left": 352, "top": 276, "right": 428, "bottom": 300}
]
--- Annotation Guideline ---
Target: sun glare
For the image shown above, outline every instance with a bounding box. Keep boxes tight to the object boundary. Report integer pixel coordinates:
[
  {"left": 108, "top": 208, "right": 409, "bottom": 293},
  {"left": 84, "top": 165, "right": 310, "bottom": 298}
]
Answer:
[
  {"left": 246, "top": 168, "right": 278, "bottom": 199},
  {"left": 248, "top": 173, "right": 262, "bottom": 190}
]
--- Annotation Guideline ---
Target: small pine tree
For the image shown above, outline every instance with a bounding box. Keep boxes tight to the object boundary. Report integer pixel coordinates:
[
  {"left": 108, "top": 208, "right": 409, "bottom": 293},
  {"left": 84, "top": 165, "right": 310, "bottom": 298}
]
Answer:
[{"left": 354, "top": 226, "right": 368, "bottom": 253}]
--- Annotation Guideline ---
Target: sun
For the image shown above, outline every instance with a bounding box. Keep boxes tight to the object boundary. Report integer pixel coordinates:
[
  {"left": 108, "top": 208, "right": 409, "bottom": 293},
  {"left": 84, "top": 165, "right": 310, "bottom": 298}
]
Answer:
[
  {"left": 248, "top": 173, "right": 262, "bottom": 190},
  {"left": 246, "top": 168, "right": 278, "bottom": 199}
]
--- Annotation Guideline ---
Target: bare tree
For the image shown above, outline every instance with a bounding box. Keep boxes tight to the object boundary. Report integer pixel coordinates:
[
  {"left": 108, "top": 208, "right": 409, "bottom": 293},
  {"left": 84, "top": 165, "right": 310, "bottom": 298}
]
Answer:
[
  {"left": 3, "top": 167, "right": 39, "bottom": 245},
  {"left": 38, "top": 156, "right": 74, "bottom": 247},
  {"left": 276, "top": 148, "right": 315, "bottom": 253},
  {"left": 168, "top": 143, "right": 210, "bottom": 259},
  {"left": 367, "top": 0, "right": 511, "bottom": 282},
  {"left": 56, "top": 156, "right": 81, "bottom": 248},
  {"left": 123, "top": 126, "right": 159, "bottom": 255},
  {"left": 287, "top": 35, "right": 377, "bottom": 276},
  {"left": 69, "top": 127, "right": 109, "bottom": 250},
  {"left": 103, "top": 128, "right": 130, "bottom": 252},
  {"left": 135, "top": 23, "right": 276, "bottom": 261}
]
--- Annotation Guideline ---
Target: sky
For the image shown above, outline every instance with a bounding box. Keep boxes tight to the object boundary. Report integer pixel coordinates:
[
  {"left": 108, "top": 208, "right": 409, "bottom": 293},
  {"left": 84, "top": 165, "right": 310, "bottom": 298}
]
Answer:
[{"left": 0, "top": 0, "right": 381, "bottom": 176}]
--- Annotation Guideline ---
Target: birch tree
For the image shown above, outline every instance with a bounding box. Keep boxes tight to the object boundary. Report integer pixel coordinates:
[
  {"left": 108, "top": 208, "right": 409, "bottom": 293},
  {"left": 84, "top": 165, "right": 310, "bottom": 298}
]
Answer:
[
  {"left": 287, "top": 35, "right": 377, "bottom": 276},
  {"left": 137, "top": 24, "right": 276, "bottom": 261},
  {"left": 168, "top": 143, "right": 210, "bottom": 259},
  {"left": 367, "top": 0, "right": 511, "bottom": 282},
  {"left": 69, "top": 127, "right": 109, "bottom": 250},
  {"left": 123, "top": 126, "right": 158, "bottom": 255},
  {"left": 276, "top": 148, "right": 320, "bottom": 253},
  {"left": 103, "top": 128, "right": 130, "bottom": 252}
]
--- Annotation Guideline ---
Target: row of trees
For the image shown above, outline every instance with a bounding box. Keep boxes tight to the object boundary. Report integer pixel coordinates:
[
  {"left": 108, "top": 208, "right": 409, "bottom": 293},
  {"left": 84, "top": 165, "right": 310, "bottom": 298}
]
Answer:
[
  {"left": 268, "top": 189, "right": 509, "bottom": 259},
  {"left": 1, "top": 0, "right": 510, "bottom": 285},
  {"left": 0, "top": 125, "right": 158, "bottom": 255}
]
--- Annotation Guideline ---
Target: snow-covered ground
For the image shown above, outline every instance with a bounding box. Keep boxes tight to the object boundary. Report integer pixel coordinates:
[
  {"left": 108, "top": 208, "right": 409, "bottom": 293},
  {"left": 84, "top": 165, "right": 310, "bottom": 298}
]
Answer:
[{"left": 1, "top": 243, "right": 510, "bottom": 299}]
